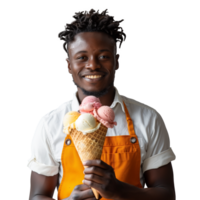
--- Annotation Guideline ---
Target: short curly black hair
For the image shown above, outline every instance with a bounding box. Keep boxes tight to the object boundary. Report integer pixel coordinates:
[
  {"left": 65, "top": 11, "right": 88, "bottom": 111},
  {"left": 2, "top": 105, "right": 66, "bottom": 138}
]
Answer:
[{"left": 58, "top": 9, "right": 126, "bottom": 53}]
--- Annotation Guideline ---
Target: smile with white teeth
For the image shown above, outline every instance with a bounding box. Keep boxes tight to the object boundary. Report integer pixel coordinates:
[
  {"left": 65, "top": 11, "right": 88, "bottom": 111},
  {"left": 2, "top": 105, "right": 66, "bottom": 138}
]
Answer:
[{"left": 85, "top": 75, "right": 102, "bottom": 79}]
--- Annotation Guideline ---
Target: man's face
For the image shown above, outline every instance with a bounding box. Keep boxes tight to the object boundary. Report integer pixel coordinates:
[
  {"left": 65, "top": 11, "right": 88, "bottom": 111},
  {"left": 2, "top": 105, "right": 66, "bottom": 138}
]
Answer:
[{"left": 67, "top": 32, "right": 119, "bottom": 96}]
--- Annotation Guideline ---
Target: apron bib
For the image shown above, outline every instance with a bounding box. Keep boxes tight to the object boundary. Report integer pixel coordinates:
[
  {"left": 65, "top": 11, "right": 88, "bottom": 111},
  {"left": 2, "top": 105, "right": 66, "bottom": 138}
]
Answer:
[{"left": 58, "top": 102, "right": 143, "bottom": 200}]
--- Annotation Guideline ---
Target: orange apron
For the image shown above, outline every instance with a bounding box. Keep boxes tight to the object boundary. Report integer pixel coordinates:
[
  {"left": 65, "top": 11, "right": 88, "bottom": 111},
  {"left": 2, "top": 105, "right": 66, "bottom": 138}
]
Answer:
[{"left": 58, "top": 103, "right": 143, "bottom": 200}]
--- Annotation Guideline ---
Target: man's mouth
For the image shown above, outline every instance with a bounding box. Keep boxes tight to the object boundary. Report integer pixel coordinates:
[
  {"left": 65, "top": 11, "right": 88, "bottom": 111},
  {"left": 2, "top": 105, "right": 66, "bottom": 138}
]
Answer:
[
  {"left": 84, "top": 75, "right": 102, "bottom": 79},
  {"left": 81, "top": 72, "right": 107, "bottom": 82}
]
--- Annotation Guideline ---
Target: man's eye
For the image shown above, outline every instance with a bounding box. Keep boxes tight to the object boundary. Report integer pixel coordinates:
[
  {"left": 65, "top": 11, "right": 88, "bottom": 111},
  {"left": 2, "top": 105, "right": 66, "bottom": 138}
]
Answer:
[
  {"left": 78, "top": 56, "right": 109, "bottom": 60},
  {"left": 99, "top": 55, "right": 108, "bottom": 59},
  {"left": 78, "top": 56, "right": 85, "bottom": 59}
]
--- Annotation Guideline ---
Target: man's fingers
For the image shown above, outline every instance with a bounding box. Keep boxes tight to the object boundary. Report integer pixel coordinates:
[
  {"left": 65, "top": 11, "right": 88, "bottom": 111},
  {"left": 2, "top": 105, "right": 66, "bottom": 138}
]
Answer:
[
  {"left": 84, "top": 174, "right": 104, "bottom": 184},
  {"left": 82, "top": 179, "right": 101, "bottom": 191},
  {"left": 84, "top": 165, "right": 107, "bottom": 177},
  {"left": 71, "top": 184, "right": 96, "bottom": 200},
  {"left": 74, "top": 184, "right": 91, "bottom": 191},
  {"left": 83, "top": 160, "right": 110, "bottom": 169}
]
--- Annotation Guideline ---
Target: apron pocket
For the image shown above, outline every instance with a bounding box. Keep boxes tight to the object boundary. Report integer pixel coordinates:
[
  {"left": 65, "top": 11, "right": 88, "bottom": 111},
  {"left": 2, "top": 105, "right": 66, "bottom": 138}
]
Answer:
[{"left": 101, "top": 152, "right": 133, "bottom": 169}]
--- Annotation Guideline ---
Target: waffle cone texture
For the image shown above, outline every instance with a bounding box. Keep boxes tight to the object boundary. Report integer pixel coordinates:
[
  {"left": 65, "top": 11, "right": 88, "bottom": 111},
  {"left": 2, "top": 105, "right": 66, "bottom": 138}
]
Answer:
[{"left": 68, "top": 123, "right": 107, "bottom": 199}]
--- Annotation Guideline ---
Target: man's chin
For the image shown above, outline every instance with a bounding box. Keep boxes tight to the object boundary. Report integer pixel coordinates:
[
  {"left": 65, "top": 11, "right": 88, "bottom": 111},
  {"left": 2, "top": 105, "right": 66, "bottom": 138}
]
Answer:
[
  {"left": 80, "top": 89, "right": 108, "bottom": 97},
  {"left": 74, "top": 81, "right": 111, "bottom": 97}
]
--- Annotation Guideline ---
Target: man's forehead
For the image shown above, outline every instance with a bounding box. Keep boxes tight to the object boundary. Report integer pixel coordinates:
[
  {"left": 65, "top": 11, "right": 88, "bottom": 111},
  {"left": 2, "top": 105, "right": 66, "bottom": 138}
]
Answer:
[{"left": 66, "top": 32, "right": 116, "bottom": 53}]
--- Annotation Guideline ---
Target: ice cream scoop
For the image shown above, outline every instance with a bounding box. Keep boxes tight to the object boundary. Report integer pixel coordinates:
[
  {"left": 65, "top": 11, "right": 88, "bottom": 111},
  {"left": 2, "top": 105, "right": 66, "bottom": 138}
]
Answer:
[
  {"left": 63, "top": 111, "right": 80, "bottom": 134},
  {"left": 75, "top": 113, "right": 101, "bottom": 134},
  {"left": 93, "top": 106, "right": 117, "bottom": 128},
  {"left": 79, "top": 96, "right": 102, "bottom": 115}
]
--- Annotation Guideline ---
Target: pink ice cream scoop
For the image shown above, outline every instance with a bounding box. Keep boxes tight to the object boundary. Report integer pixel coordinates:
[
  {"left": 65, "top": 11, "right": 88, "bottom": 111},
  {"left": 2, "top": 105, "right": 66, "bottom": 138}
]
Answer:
[
  {"left": 79, "top": 96, "right": 102, "bottom": 115},
  {"left": 93, "top": 106, "right": 117, "bottom": 128}
]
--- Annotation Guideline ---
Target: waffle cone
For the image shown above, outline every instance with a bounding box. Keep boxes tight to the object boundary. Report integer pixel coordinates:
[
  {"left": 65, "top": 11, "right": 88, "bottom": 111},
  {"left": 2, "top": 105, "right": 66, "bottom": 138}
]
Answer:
[{"left": 68, "top": 123, "right": 108, "bottom": 199}]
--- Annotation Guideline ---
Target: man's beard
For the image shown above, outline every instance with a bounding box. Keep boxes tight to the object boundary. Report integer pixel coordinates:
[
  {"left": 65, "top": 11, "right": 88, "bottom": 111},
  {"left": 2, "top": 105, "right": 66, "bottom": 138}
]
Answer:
[{"left": 73, "top": 81, "right": 112, "bottom": 97}]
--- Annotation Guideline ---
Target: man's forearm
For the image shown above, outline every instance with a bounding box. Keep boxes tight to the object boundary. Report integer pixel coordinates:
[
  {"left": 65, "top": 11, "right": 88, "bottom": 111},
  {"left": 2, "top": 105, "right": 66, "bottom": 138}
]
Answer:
[
  {"left": 31, "top": 195, "right": 55, "bottom": 200},
  {"left": 115, "top": 181, "right": 175, "bottom": 200},
  {"left": 31, "top": 195, "right": 69, "bottom": 200}
]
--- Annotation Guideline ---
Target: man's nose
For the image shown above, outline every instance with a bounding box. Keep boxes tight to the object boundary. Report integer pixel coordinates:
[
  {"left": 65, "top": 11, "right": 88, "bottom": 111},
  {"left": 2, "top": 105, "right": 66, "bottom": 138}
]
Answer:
[{"left": 85, "top": 57, "right": 100, "bottom": 70}]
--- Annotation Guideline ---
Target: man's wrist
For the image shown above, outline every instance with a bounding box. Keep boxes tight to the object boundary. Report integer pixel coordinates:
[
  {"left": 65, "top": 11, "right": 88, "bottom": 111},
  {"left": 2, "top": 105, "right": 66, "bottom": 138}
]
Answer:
[{"left": 112, "top": 180, "right": 132, "bottom": 200}]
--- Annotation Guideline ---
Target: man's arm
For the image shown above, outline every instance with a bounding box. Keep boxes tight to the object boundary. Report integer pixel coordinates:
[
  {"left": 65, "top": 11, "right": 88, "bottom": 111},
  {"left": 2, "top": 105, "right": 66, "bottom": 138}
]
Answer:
[
  {"left": 31, "top": 195, "right": 56, "bottom": 200},
  {"left": 114, "top": 162, "right": 175, "bottom": 200},
  {"left": 32, "top": 195, "right": 69, "bottom": 200},
  {"left": 29, "top": 171, "right": 58, "bottom": 200}
]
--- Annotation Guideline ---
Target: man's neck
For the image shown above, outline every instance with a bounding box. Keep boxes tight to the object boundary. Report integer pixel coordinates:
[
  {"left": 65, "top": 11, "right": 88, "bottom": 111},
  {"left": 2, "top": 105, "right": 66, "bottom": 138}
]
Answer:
[{"left": 76, "top": 87, "right": 116, "bottom": 106}]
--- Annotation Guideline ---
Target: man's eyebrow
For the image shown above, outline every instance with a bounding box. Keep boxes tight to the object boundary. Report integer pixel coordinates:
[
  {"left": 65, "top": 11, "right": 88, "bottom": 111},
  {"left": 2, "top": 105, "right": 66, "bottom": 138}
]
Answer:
[{"left": 75, "top": 49, "right": 110, "bottom": 55}]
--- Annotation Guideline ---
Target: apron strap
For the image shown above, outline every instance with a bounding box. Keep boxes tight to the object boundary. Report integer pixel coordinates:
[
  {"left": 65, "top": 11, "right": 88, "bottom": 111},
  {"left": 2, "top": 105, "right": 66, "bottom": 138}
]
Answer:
[{"left": 123, "top": 102, "right": 135, "bottom": 135}]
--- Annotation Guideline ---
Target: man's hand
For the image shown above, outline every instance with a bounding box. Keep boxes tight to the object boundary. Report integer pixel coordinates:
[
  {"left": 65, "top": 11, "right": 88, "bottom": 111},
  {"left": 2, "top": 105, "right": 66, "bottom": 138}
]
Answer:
[
  {"left": 66, "top": 184, "right": 95, "bottom": 200},
  {"left": 83, "top": 160, "right": 120, "bottom": 199}
]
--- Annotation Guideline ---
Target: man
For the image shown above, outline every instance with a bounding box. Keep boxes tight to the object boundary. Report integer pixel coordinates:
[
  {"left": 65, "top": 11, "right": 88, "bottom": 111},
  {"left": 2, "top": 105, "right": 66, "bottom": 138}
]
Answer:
[{"left": 28, "top": 9, "right": 176, "bottom": 200}]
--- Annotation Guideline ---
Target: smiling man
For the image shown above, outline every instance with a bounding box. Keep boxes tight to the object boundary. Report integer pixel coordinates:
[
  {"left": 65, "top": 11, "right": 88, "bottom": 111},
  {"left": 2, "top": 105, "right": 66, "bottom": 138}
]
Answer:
[
  {"left": 66, "top": 31, "right": 118, "bottom": 106},
  {"left": 28, "top": 9, "right": 176, "bottom": 200}
]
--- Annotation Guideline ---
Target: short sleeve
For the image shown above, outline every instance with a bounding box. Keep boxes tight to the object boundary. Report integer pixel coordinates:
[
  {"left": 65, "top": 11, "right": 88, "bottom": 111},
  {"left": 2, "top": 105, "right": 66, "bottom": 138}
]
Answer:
[
  {"left": 27, "top": 116, "right": 59, "bottom": 176},
  {"left": 143, "top": 112, "right": 176, "bottom": 173}
]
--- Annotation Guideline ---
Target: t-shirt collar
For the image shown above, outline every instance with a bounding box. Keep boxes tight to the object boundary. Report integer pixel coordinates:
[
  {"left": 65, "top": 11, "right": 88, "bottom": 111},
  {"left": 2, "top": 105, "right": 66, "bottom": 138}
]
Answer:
[{"left": 71, "top": 88, "right": 125, "bottom": 113}]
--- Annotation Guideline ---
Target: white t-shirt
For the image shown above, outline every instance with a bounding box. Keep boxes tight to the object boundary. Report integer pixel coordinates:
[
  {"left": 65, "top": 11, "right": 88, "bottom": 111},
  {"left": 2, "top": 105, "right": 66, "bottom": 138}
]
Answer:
[{"left": 28, "top": 89, "right": 175, "bottom": 187}]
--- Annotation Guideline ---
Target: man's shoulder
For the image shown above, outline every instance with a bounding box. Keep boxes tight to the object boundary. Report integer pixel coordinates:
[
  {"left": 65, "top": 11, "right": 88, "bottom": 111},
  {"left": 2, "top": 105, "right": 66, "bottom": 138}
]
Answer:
[
  {"left": 120, "top": 95, "right": 163, "bottom": 127},
  {"left": 121, "top": 95, "right": 157, "bottom": 115}
]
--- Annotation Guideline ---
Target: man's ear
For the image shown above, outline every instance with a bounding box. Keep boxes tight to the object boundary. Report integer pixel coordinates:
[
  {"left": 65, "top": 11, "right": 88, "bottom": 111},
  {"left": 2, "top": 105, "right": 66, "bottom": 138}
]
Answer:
[
  {"left": 66, "top": 58, "right": 72, "bottom": 74},
  {"left": 116, "top": 52, "right": 122, "bottom": 72},
  {"left": 59, "top": 47, "right": 71, "bottom": 74}
]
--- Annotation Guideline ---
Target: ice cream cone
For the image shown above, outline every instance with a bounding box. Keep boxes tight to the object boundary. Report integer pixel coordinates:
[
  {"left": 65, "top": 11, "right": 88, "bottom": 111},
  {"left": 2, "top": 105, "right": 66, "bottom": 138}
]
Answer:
[{"left": 68, "top": 123, "right": 108, "bottom": 199}]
